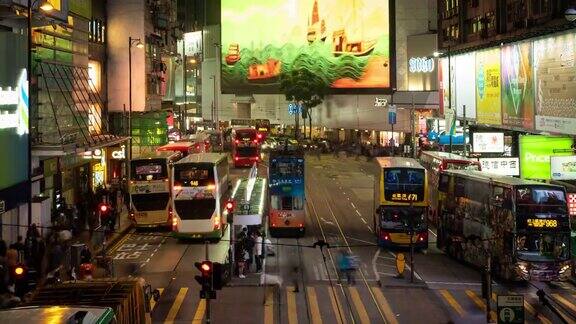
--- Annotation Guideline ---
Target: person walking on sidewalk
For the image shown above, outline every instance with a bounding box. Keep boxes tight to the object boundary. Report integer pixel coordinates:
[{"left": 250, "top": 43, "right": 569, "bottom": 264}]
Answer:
[{"left": 254, "top": 231, "right": 263, "bottom": 273}]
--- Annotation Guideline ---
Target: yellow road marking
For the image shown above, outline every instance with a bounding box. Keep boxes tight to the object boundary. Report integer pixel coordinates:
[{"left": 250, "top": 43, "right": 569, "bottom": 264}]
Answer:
[
  {"left": 109, "top": 228, "right": 134, "bottom": 252},
  {"left": 523, "top": 299, "right": 552, "bottom": 324},
  {"left": 150, "top": 288, "right": 164, "bottom": 311},
  {"left": 439, "top": 290, "right": 465, "bottom": 316},
  {"left": 552, "top": 294, "right": 576, "bottom": 314},
  {"left": 328, "top": 287, "right": 346, "bottom": 324},
  {"left": 371, "top": 287, "right": 399, "bottom": 324},
  {"left": 465, "top": 290, "right": 496, "bottom": 321},
  {"left": 264, "top": 286, "right": 275, "bottom": 324},
  {"left": 192, "top": 299, "right": 206, "bottom": 324},
  {"left": 348, "top": 287, "right": 370, "bottom": 324},
  {"left": 164, "top": 287, "right": 188, "bottom": 324},
  {"left": 286, "top": 286, "right": 298, "bottom": 324},
  {"left": 306, "top": 287, "right": 323, "bottom": 324}
]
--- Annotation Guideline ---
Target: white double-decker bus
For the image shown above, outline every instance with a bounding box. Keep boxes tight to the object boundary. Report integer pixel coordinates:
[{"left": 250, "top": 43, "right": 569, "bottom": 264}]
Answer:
[
  {"left": 129, "top": 151, "right": 183, "bottom": 228},
  {"left": 172, "top": 153, "right": 230, "bottom": 240}
]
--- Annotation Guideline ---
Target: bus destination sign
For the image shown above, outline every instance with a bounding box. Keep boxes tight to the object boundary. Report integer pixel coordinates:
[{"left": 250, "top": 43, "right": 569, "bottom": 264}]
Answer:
[
  {"left": 390, "top": 193, "right": 419, "bottom": 202},
  {"left": 527, "top": 218, "right": 558, "bottom": 228}
]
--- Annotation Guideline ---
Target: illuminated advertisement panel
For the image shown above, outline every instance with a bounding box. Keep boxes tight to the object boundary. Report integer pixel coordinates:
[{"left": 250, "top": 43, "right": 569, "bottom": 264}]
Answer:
[
  {"left": 534, "top": 32, "right": 576, "bottom": 135},
  {"left": 221, "top": 0, "right": 391, "bottom": 93},
  {"left": 519, "top": 135, "right": 572, "bottom": 180},
  {"left": 0, "top": 33, "right": 29, "bottom": 191},
  {"left": 475, "top": 48, "right": 501, "bottom": 125},
  {"left": 454, "top": 53, "right": 476, "bottom": 119},
  {"left": 501, "top": 42, "right": 535, "bottom": 129}
]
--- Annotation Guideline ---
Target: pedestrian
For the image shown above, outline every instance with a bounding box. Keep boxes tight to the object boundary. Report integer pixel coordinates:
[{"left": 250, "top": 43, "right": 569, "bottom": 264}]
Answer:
[
  {"left": 235, "top": 241, "right": 246, "bottom": 278},
  {"left": 254, "top": 231, "right": 263, "bottom": 273},
  {"left": 244, "top": 231, "right": 255, "bottom": 272},
  {"left": 9, "top": 236, "right": 25, "bottom": 263},
  {"left": 338, "top": 251, "right": 357, "bottom": 285}
]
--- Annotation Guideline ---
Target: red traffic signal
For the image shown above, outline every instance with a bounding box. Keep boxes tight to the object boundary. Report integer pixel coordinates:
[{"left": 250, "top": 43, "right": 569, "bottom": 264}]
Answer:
[
  {"left": 99, "top": 203, "right": 111, "bottom": 213},
  {"left": 225, "top": 201, "right": 235, "bottom": 212},
  {"left": 195, "top": 260, "right": 213, "bottom": 277}
]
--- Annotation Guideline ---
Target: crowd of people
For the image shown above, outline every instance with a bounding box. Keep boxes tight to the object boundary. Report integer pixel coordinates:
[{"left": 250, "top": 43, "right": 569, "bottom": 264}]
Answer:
[{"left": 234, "top": 227, "right": 274, "bottom": 278}]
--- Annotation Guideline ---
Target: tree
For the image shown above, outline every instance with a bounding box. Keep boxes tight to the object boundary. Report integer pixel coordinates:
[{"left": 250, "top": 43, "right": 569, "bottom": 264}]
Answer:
[{"left": 279, "top": 67, "right": 329, "bottom": 139}]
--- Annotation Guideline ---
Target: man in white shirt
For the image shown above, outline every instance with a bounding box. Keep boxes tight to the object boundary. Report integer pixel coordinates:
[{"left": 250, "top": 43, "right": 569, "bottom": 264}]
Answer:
[{"left": 254, "top": 231, "right": 263, "bottom": 273}]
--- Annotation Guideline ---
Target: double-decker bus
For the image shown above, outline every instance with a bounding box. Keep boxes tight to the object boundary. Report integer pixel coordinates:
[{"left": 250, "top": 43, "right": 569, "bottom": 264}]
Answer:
[
  {"left": 172, "top": 153, "right": 230, "bottom": 240},
  {"left": 437, "top": 170, "right": 571, "bottom": 281},
  {"left": 232, "top": 127, "right": 260, "bottom": 167},
  {"left": 129, "top": 151, "right": 182, "bottom": 228},
  {"left": 372, "top": 157, "right": 429, "bottom": 249},
  {"left": 204, "top": 130, "right": 224, "bottom": 152},
  {"left": 419, "top": 151, "right": 481, "bottom": 225},
  {"left": 254, "top": 119, "right": 271, "bottom": 140},
  {"left": 268, "top": 149, "right": 305, "bottom": 237}
]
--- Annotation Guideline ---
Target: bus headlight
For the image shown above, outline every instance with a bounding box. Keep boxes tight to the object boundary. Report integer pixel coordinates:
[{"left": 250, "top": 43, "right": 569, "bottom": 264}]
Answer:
[
  {"left": 517, "top": 263, "right": 528, "bottom": 274},
  {"left": 559, "top": 264, "right": 571, "bottom": 274}
]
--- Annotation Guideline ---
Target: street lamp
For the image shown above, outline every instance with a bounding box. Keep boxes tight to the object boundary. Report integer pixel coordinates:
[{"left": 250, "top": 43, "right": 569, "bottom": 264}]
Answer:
[
  {"left": 127, "top": 36, "right": 143, "bottom": 204},
  {"left": 27, "top": 0, "right": 53, "bottom": 226}
]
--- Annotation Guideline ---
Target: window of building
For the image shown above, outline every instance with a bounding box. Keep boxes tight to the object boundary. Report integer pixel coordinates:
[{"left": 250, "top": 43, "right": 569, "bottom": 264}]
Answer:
[
  {"left": 486, "top": 12, "right": 496, "bottom": 30},
  {"left": 89, "top": 19, "right": 105, "bottom": 44}
]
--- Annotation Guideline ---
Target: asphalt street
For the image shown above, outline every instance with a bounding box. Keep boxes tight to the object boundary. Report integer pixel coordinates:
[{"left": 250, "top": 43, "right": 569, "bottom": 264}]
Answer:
[{"left": 105, "top": 154, "right": 576, "bottom": 324}]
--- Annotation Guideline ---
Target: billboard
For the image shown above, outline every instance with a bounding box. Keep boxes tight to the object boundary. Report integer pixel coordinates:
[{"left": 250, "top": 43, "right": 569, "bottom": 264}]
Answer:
[
  {"left": 534, "top": 32, "right": 576, "bottom": 134},
  {"left": 550, "top": 156, "right": 576, "bottom": 180},
  {"left": 501, "top": 42, "right": 535, "bottom": 129},
  {"left": 475, "top": 48, "right": 501, "bottom": 125},
  {"left": 406, "top": 33, "right": 437, "bottom": 91},
  {"left": 519, "top": 135, "right": 572, "bottom": 180},
  {"left": 454, "top": 53, "right": 476, "bottom": 119},
  {"left": 472, "top": 132, "right": 504, "bottom": 153},
  {"left": 221, "top": 0, "right": 391, "bottom": 94},
  {"left": 0, "top": 33, "right": 28, "bottom": 191}
]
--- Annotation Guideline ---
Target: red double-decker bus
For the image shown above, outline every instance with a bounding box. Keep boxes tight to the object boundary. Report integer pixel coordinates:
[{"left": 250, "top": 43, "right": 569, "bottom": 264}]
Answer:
[{"left": 232, "top": 127, "right": 260, "bottom": 167}]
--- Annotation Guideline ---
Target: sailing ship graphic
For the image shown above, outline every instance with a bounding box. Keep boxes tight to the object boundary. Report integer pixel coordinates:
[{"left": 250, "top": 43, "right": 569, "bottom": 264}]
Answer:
[
  {"left": 307, "top": 0, "right": 327, "bottom": 43},
  {"left": 332, "top": 0, "right": 376, "bottom": 56},
  {"left": 247, "top": 59, "right": 282, "bottom": 83},
  {"left": 225, "top": 43, "right": 240, "bottom": 65}
]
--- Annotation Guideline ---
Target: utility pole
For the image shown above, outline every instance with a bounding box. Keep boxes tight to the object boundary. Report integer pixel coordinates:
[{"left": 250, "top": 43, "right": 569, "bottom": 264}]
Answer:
[
  {"left": 205, "top": 241, "right": 211, "bottom": 324},
  {"left": 447, "top": 46, "right": 453, "bottom": 153},
  {"left": 411, "top": 94, "right": 416, "bottom": 158},
  {"left": 462, "top": 105, "right": 467, "bottom": 156}
]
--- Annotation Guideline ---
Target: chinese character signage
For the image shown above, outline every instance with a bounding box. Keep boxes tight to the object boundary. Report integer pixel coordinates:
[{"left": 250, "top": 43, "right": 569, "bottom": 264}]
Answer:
[
  {"left": 568, "top": 193, "right": 576, "bottom": 216},
  {"left": 550, "top": 155, "right": 576, "bottom": 180},
  {"left": 479, "top": 158, "right": 520, "bottom": 176},
  {"left": 475, "top": 48, "right": 501, "bottom": 125},
  {"left": 472, "top": 132, "right": 504, "bottom": 153},
  {"left": 390, "top": 193, "right": 419, "bottom": 202}
]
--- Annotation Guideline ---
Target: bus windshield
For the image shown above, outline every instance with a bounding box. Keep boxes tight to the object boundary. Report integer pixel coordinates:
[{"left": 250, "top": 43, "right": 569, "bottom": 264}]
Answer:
[
  {"left": 237, "top": 147, "right": 258, "bottom": 157},
  {"left": 516, "top": 233, "right": 570, "bottom": 262},
  {"left": 270, "top": 160, "right": 304, "bottom": 178},
  {"left": 175, "top": 165, "right": 214, "bottom": 187},
  {"left": 516, "top": 186, "right": 567, "bottom": 214},
  {"left": 131, "top": 159, "right": 167, "bottom": 180},
  {"left": 379, "top": 207, "right": 426, "bottom": 230},
  {"left": 384, "top": 168, "right": 425, "bottom": 202},
  {"left": 174, "top": 199, "right": 216, "bottom": 220}
]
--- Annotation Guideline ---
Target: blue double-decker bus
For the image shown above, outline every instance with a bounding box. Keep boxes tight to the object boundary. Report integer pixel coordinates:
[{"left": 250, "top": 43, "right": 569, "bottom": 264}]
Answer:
[{"left": 268, "top": 149, "right": 305, "bottom": 237}]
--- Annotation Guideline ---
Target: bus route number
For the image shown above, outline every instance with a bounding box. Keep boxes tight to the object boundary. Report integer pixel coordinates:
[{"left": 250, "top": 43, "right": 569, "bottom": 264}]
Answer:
[
  {"left": 527, "top": 218, "right": 558, "bottom": 228},
  {"left": 189, "top": 180, "right": 199, "bottom": 186},
  {"left": 391, "top": 193, "right": 418, "bottom": 202}
]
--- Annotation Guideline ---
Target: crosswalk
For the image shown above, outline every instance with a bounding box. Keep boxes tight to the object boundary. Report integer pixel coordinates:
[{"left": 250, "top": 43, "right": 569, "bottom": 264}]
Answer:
[
  {"left": 435, "top": 288, "right": 576, "bottom": 323},
  {"left": 149, "top": 284, "right": 575, "bottom": 323}
]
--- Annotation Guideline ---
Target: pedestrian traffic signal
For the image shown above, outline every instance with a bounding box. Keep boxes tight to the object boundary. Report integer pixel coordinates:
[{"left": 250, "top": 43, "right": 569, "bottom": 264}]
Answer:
[{"left": 12, "top": 265, "right": 25, "bottom": 279}]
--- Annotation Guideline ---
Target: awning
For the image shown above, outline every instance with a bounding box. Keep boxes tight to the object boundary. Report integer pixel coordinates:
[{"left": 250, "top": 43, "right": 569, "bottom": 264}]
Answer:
[{"left": 32, "top": 60, "right": 128, "bottom": 156}]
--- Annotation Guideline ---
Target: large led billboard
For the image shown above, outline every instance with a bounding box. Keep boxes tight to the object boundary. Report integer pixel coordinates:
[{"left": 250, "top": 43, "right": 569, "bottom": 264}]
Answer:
[
  {"left": 221, "top": 0, "right": 391, "bottom": 94},
  {"left": 519, "top": 135, "right": 572, "bottom": 180},
  {"left": 533, "top": 31, "right": 576, "bottom": 135},
  {"left": 0, "top": 33, "right": 29, "bottom": 191},
  {"left": 501, "top": 42, "right": 535, "bottom": 129}
]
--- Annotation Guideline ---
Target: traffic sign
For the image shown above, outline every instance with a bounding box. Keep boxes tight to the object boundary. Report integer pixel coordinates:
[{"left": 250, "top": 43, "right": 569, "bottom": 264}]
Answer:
[{"left": 497, "top": 295, "right": 524, "bottom": 324}]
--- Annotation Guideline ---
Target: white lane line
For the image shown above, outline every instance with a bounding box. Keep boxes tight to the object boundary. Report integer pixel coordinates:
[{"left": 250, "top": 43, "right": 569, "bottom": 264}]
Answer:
[
  {"left": 428, "top": 229, "right": 437, "bottom": 237},
  {"left": 425, "top": 281, "right": 481, "bottom": 286},
  {"left": 366, "top": 226, "right": 374, "bottom": 233},
  {"left": 372, "top": 249, "right": 381, "bottom": 283},
  {"left": 344, "top": 236, "right": 376, "bottom": 245},
  {"left": 360, "top": 218, "right": 367, "bottom": 224},
  {"left": 351, "top": 202, "right": 357, "bottom": 209},
  {"left": 377, "top": 271, "right": 397, "bottom": 277},
  {"left": 313, "top": 264, "right": 320, "bottom": 281},
  {"left": 355, "top": 210, "right": 362, "bottom": 217}
]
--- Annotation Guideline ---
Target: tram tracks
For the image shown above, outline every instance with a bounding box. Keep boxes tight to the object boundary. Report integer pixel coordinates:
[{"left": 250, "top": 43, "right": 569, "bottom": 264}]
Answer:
[{"left": 305, "top": 169, "right": 391, "bottom": 324}]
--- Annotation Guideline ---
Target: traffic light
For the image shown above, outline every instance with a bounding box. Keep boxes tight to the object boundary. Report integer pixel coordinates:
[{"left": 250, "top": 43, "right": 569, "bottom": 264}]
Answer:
[
  {"left": 213, "top": 262, "right": 224, "bottom": 290},
  {"left": 195, "top": 260, "right": 213, "bottom": 289},
  {"left": 225, "top": 201, "right": 235, "bottom": 223},
  {"left": 10, "top": 264, "right": 28, "bottom": 297}
]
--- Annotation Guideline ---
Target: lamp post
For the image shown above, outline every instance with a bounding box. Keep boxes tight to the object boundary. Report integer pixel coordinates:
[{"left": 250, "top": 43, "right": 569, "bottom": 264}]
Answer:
[
  {"left": 27, "top": 0, "right": 53, "bottom": 226},
  {"left": 127, "top": 37, "right": 143, "bottom": 203}
]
